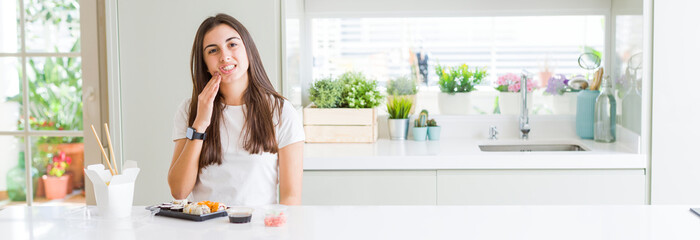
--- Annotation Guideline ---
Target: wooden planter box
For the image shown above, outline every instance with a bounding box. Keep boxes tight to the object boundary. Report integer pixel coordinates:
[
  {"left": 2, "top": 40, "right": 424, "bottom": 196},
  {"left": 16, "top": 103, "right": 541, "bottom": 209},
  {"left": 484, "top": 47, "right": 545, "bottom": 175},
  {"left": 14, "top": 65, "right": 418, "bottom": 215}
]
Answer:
[{"left": 303, "top": 105, "right": 378, "bottom": 143}]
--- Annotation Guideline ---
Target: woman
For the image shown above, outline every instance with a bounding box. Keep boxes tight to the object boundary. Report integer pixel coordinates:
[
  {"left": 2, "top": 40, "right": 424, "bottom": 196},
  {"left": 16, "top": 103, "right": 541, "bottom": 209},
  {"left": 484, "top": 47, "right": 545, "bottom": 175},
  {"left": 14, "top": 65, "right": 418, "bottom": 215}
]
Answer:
[{"left": 168, "top": 13, "right": 304, "bottom": 206}]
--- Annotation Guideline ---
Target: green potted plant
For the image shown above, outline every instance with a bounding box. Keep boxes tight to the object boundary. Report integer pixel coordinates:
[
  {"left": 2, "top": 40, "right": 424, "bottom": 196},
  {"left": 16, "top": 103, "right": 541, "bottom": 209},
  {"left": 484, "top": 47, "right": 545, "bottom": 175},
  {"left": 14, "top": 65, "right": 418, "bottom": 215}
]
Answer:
[
  {"left": 386, "top": 76, "right": 418, "bottom": 114},
  {"left": 386, "top": 96, "right": 413, "bottom": 140},
  {"left": 436, "top": 64, "right": 487, "bottom": 115},
  {"left": 308, "top": 77, "right": 343, "bottom": 108},
  {"left": 42, "top": 151, "right": 72, "bottom": 200},
  {"left": 427, "top": 119, "right": 441, "bottom": 141},
  {"left": 304, "top": 71, "right": 384, "bottom": 143},
  {"left": 412, "top": 110, "right": 429, "bottom": 141},
  {"left": 337, "top": 71, "right": 383, "bottom": 109}
]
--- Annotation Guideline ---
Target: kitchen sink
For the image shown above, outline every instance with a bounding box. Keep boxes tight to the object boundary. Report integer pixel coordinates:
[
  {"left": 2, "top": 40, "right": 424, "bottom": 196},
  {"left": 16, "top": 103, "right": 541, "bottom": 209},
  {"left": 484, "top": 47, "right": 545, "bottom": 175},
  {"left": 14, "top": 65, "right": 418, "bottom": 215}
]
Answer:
[{"left": 479, "top": 144, "right": 588, "bottom": 152}]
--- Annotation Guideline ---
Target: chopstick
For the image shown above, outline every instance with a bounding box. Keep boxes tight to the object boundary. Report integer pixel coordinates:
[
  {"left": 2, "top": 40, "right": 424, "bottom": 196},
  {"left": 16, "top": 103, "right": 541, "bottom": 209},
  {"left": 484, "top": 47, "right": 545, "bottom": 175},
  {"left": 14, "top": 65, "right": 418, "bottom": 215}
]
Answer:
[
  {"left": 103, "top": 123, "right": 119, "bottom": 175},
  {"left": 90, "top": 124, "right": 116, "bottom": 176}
]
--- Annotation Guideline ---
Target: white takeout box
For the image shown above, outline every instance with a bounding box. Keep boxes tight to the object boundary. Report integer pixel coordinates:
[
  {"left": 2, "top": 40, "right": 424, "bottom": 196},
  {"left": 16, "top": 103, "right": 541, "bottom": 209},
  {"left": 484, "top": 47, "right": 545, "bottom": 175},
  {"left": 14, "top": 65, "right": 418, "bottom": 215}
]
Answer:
[{"left": 85, "top": 160, "right": 140, "bottom": 218}]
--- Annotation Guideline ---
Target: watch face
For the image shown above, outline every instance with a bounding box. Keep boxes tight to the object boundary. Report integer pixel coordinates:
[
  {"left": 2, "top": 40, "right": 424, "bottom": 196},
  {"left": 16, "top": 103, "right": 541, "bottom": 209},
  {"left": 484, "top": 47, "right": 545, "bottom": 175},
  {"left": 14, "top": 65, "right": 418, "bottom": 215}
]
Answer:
[{"left": 186, "top": 127, "right": 194, "bottom": 139}]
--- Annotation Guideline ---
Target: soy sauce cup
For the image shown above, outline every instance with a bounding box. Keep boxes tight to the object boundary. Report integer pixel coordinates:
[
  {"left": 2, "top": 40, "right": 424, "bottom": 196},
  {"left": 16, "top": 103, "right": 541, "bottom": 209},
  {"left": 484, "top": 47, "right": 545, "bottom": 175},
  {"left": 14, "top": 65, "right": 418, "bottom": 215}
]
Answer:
[{"left": 227, "top": 207, "right": 254, "bottom": 223}]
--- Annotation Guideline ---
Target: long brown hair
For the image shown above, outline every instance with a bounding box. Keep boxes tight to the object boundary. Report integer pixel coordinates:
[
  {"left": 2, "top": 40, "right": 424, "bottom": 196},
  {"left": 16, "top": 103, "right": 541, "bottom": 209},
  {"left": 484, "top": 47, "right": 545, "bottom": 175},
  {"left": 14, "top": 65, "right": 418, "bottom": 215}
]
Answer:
[{"left": 189, "top": 13, "right": 285, "bottom": 172}]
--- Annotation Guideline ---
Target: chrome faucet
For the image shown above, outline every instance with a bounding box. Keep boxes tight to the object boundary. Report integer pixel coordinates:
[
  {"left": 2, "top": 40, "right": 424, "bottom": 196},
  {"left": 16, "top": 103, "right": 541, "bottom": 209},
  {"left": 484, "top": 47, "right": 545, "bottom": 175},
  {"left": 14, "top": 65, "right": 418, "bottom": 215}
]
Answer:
[
  {"left": 519, "top": 70, "right": 530, "bottom": 140},
  {"left": 489, "top": 126, "right": 498, "bottom": 140}
]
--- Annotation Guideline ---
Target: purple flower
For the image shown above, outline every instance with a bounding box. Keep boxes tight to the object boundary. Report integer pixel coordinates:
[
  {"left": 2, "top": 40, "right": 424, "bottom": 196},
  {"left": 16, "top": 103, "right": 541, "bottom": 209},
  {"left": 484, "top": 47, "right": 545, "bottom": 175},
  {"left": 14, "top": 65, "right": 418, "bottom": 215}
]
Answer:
[{"left": 545, "top": 74, "right": 569, "bottom": 95}]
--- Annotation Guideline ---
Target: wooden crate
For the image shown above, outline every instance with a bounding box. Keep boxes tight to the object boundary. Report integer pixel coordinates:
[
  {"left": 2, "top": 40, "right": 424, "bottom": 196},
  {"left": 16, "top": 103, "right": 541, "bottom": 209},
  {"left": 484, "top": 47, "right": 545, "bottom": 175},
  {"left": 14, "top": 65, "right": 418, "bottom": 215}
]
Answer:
[{"left": 303, "top": 106, "right": 378, "bottom": 143}]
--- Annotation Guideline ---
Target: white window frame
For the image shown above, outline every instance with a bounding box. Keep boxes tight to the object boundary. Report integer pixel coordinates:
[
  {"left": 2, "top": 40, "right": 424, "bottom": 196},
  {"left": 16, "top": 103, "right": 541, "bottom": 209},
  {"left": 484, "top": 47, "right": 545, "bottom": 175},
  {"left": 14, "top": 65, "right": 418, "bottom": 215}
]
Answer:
[{"left": 0, "top": 0, "right": 103, "bottom": 206}]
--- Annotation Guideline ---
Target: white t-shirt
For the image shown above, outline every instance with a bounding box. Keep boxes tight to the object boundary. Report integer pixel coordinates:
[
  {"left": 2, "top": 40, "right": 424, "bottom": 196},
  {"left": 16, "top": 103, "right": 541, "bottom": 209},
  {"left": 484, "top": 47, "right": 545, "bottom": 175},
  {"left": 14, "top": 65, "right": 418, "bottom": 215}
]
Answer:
[{"left": 171, "top": 98, "right": 305, "bottom": 206}]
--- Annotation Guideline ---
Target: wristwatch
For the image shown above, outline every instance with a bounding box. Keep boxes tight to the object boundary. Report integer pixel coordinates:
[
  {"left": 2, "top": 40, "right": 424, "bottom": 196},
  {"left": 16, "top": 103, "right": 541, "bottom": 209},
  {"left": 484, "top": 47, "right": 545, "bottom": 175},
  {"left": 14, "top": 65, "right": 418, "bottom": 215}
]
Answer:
[{"left": 186, "top": 127, "right": 206, "bottom": 140}]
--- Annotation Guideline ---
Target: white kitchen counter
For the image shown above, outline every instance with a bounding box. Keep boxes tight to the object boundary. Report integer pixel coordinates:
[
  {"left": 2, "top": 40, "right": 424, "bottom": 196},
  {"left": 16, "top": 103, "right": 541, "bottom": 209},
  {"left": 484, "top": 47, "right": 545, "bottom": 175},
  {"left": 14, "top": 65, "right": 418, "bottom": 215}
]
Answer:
[
  {"left": 304, "top": 138, "right": 645, "bottom": 170},
  {"left": 2, "top": 205, "right": 698, "bottom": 240}
]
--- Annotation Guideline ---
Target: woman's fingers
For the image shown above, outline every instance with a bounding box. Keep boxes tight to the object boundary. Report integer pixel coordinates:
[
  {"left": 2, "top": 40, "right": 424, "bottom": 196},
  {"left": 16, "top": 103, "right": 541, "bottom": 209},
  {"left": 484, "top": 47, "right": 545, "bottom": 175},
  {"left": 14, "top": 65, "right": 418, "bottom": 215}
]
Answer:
[
  {"left": 201, "top": 73, "right": 218, "bottom": 95},
  {"left": 200, "top": 74, "right": 220, "bottom": 102},
  {"left": 207, "top": 75, "right": 221, "bottom": 101}
]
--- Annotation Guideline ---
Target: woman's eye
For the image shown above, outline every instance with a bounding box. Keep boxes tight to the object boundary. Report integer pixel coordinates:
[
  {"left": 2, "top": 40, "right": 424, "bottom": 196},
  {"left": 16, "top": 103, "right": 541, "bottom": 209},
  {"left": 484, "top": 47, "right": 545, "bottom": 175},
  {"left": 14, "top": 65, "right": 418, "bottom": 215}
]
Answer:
[
  {"left": 207, "top": 48, "right": 217, "bottom": 54},
  {"left": 229, "top": 42, "right": 237, "bottom": 47}
]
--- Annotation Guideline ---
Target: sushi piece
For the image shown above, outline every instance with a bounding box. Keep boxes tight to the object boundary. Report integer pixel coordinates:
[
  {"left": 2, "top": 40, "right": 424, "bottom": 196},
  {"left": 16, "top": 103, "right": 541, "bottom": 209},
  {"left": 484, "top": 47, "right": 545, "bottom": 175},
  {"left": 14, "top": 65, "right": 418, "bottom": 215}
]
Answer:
[
  {"left": 183, "top": 204, "right": 196, "bottom": 214},
  {"left": 196, "top": 201, "right": 226, "bottom": 213},
  {"left": 197, "top": 205, "right": 211, "bottom": 215},
  {"left": 218, "top": 203, "right": 228, "bottom": 212},
  {"left": 172, "top": 199, "right": 188, "bottom": 206},
  {"left": 170, "top": 205, "right": 183, "bottom": 212},
  {"left": 183, "top": 203, "right": 211, "bottom": 215}
]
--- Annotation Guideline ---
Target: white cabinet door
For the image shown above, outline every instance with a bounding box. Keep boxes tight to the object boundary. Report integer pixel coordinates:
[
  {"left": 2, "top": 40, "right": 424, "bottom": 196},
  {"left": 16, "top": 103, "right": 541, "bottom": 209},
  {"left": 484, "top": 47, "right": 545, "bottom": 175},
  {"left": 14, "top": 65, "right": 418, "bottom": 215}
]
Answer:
[
  {"left": 303, "top": 170, "right": 437, "bottom": 205},
  {"left": 437, "top": 170, "right": 646, "bottom": 205}
]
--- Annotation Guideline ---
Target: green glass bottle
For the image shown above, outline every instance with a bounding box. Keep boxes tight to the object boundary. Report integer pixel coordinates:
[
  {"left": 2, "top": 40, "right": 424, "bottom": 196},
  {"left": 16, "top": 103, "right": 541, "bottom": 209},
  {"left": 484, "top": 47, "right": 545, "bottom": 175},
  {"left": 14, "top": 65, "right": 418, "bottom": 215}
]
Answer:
[{"left": 6, "top": 151, "right": 39, "bottom": 201}]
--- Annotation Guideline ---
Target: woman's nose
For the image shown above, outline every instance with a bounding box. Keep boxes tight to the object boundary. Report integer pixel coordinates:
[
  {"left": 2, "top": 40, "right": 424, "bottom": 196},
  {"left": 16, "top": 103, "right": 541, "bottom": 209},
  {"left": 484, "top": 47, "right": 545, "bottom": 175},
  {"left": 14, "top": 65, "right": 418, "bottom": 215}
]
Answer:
[{"left": 220, "top": 49, "right": 233, "bottom": 62}]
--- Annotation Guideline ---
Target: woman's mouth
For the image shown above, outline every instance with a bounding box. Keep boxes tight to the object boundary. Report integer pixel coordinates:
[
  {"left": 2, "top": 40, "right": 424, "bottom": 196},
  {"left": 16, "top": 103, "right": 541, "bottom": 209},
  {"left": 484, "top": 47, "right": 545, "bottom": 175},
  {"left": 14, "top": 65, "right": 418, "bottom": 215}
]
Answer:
[{"left": 219, "top": 64, "right": 236, "bottom": 74}]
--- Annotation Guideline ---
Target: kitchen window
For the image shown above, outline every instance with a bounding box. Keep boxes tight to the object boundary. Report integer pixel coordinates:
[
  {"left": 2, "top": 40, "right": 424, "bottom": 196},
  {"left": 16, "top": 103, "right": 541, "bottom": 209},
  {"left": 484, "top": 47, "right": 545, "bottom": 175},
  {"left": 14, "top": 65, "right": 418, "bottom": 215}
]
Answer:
[{"left": 308, "top": 16, "right": 606, "bottom": 115}]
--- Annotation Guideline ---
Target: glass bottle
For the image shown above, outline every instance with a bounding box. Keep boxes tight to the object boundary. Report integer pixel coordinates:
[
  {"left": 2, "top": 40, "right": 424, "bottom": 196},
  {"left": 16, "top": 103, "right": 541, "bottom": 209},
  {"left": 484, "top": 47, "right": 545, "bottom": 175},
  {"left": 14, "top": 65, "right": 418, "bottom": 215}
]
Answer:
[
  {"left": 621, "top": 75, "right": 642, "bottom": 134},
  {"left": 6, "top": 151, "right": 40, "bottom": 201},
  {"left": 594, "top": 75, "right": 617, "bottom": 143}
]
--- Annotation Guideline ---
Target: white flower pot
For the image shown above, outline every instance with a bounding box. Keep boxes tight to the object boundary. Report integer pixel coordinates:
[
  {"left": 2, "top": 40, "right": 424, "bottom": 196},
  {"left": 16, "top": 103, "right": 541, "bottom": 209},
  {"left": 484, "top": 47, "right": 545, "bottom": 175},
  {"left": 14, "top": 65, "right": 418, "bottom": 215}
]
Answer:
[
  {"left": 498, "top": 92, "right": 532, "bottom": 115},
  {"left": 552, "top": 92, "right": 578, "bottom": 115},
  {"left": 438, "top": 92, "right": 471, "bottom": 115}
]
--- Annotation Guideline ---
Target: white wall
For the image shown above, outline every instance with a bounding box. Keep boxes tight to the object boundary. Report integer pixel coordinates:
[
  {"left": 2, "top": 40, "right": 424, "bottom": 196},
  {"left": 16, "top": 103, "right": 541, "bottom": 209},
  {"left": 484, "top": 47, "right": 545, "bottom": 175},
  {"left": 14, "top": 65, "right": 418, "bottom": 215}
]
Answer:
[
  {"left": 651, "top": 0, "right": 700, "bottom": 204},
  {"left": 114, "top": 0, "right": 280, "bottom": 205}
]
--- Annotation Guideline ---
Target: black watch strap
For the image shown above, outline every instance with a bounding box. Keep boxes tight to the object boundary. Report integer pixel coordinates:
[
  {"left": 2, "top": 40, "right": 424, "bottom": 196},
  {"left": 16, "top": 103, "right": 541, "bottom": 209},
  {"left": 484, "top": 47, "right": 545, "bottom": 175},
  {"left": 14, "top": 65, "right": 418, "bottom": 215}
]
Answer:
[{"left": 186, "top": 127, "right": 206, "bottom": 140}]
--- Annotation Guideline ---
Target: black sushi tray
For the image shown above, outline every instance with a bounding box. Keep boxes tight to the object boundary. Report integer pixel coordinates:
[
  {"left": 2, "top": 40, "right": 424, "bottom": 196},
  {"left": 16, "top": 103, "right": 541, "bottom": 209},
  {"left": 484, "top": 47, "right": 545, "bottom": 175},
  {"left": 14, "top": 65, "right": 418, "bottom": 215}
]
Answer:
[{"left": 145, "top": 205, "right": 227, "bottom": 222}]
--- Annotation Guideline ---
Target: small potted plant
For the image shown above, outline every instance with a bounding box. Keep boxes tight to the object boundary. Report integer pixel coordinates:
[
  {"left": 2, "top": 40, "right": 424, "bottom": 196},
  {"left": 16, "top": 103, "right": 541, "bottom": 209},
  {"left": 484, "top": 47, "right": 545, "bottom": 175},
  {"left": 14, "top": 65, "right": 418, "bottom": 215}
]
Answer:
[
  {"left": 338, "top": 71, "right": 383, "bottom": 109},
  {"left": 308, "top": 76, "right": 343, "bottom": 108},
  {"left": 544, "top": 74, "right": 577, "bottom": 115},
  {"left": 427, "top": 119, "right": 441, "bottom": 141},
  {"left": 304, "top": 71, "right": 384, "bottom": 143},
  {"left": 42, "top": 151, "right": 72, "bottom": 200},
  {"left": 495, "top": 73, "right": 535, "bottom": 115},
  {"left": 386, "top": 96, "right": 413, "bottom": 140},
  {"left": 436, "top": 64, "right": 487, "bottom": 115},
  {"left": 412, "top": 110, "right": 429, "bottom": 141},
  {"left": 386, "top": 76, "right": 418, "bottom": 114}
]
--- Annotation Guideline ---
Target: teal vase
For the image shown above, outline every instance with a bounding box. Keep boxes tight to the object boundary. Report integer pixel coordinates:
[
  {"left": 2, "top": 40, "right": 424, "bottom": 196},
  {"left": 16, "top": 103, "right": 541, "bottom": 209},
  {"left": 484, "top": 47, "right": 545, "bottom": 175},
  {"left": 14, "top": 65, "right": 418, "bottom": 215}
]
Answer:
[
  {"left": 412, "top": 127, "right": 428, "bottom": 141},
  {"left": 427, "top": 126, "right": 441, "bottom": 141},
  {"left": 576, "top": 90, "right": 600, "bottom": 139},
  {"left": 6, "top": 151, "right": 39, "bottom": 201}
]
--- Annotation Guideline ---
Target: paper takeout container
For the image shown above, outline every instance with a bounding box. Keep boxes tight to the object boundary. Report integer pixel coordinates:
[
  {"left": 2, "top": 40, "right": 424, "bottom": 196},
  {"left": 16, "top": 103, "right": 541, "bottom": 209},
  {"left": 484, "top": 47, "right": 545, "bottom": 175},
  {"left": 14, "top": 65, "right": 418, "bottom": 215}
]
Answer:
[{"left": 85, "top": 160, "right": 140, "bottom": 218}]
